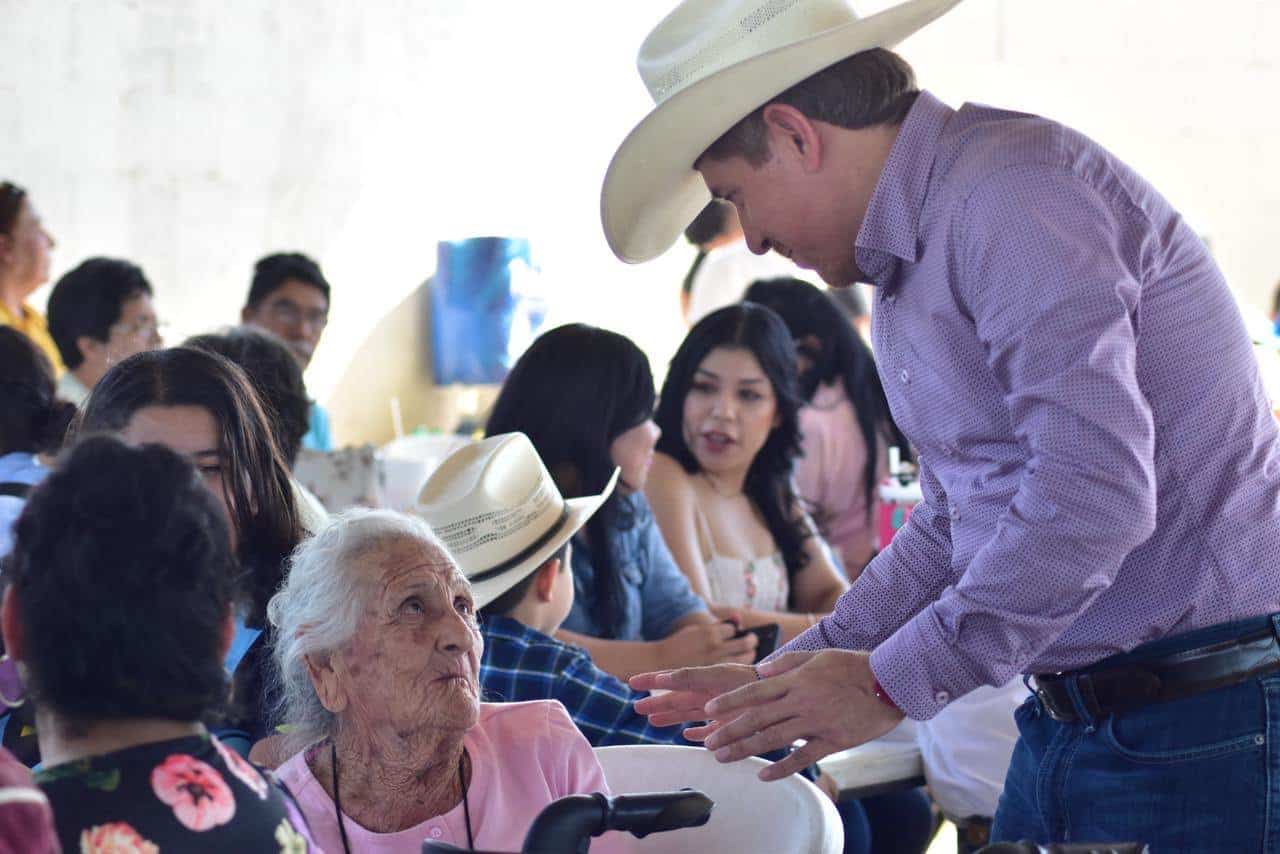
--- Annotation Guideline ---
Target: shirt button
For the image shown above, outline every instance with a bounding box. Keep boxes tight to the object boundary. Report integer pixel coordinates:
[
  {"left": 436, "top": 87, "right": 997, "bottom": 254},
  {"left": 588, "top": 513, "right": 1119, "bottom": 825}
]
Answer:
[
  {"left": 885, "top": 293, "right": 896, "bottom": 304},
  {"left": 949, "top": 505, "right": 961, "bottom": 522},
  {"left": 899, "top": 368, "right": 911, "bottom": 385},
  {"left": 430, "top": 828, "right": 443, "bottom": 839},
  {"left": 935, "top": 690, "right": 950, "bottom": 704}
]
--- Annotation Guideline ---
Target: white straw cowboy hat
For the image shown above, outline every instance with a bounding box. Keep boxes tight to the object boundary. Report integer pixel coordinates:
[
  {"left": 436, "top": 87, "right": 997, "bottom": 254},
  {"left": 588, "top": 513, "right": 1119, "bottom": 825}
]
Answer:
[
  {"left": 601, "top": 0, "right": 963, "bottom": 264},
  {"left": 416, "top": 433, "right": 619, "bottom": 608}
]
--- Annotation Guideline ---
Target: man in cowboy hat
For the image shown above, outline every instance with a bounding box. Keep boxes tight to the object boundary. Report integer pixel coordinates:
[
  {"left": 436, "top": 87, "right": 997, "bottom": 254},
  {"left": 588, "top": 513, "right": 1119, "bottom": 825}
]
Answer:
[{"left": 610, "top": 0, "right": 1280, "bottom": 848}]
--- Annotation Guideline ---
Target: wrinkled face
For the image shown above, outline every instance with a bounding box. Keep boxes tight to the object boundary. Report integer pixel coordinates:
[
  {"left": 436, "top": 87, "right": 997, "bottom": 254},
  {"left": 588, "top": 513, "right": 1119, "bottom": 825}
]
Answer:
[
  {"left": 682, "top": 347, "right": 779, "bottom": 477},
  {"left": 609, "top": 418, "right": 661, "bottom": 493},
  {"left": 244, "top": 279, "right": 329, "bottom": 368},
  {"left": 0, "top": 199, "right": 56, "bottom": 294},
  {"left": 697, "top": 153, "right": 862, "bottom": 288},
  {"left": 120, "top": 404, "right": 237, "bottom": 550},
  {"left": 333, "top": 537, "right": 483, "bottom": 740},
  {"left": 101, "top": 294, "right": 164, "bottom": 365}
]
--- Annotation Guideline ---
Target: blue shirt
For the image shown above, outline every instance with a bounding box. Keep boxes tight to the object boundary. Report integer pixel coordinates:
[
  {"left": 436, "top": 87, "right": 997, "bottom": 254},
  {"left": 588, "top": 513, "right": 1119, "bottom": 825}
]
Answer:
[
  {"left": 0, "top": 452, "right": 49, "bottom": 557},
  {"left": 301, "top": 402, "right": 333, "bottom": 452},
  {"left": 561, "top": 493, "right": 707, "bottom": 641},
  {"left": 479, "top": 615, "right": 690, "bottom": 747}
]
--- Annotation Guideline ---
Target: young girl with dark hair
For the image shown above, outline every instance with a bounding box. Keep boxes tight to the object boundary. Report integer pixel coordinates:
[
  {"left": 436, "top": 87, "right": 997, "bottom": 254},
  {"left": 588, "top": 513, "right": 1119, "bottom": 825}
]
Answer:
[
  {"left": 744, "top": 278, "right": 911, "bottom": 576},
  {"left": 0, "top": 327, "right": 75, "bottom": 557},
  {"left": 486, "top": 323, "right": 755, "bottom": 679},
  {"left": 646, "top": 303, "right": 848, "bottom": 642},
  {"left": 77, "top": 346, "right": 304, "bottom": 754}
]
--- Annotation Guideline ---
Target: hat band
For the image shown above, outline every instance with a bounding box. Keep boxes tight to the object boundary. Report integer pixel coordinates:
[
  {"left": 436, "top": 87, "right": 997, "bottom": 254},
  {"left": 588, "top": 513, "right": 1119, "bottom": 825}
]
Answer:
[{"left": 467, "top": 503, "right": 572, "bottom": 585}]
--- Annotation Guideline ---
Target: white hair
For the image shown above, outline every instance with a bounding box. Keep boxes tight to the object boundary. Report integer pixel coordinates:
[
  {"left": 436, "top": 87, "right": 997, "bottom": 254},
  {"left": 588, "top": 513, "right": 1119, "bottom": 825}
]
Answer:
[{"left": 268, "top": 507, "right": 452, "bottom": 754}]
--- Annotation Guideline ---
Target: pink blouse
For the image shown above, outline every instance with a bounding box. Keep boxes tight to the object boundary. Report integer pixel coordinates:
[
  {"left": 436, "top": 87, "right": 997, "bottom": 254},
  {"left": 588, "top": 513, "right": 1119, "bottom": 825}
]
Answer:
[
  {"left": 795, "top": 381, "right": 885, "bottom": 576},
  {"left": 278, "top": 700, "right": 627, "bottom": 853}
]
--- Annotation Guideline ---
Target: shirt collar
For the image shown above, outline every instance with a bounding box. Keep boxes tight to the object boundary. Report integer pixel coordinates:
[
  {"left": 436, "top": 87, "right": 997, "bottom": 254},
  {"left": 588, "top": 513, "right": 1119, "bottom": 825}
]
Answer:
[{"left": 854, "top": 90, "right": 955, "bottom": 287}]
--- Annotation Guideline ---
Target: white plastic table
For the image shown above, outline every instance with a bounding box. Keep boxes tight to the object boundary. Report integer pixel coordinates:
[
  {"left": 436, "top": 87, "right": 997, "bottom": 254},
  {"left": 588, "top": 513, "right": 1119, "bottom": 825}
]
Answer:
[{"left": 817, "top": 720, "right": 925, "bottom": 799}]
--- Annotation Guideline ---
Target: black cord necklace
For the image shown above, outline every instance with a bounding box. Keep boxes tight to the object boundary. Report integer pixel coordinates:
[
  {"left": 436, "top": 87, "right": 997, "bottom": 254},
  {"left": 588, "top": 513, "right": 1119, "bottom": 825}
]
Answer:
[{"left": 331, "top": 741, "right": 474, "bottom": 853}]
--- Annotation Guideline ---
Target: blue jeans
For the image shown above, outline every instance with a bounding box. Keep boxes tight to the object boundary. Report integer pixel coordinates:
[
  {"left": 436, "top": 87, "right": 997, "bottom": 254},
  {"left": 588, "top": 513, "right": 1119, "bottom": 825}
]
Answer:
[
  {"left": 992, "top": 615, "right": 1280, "bottom": 852},
  {"left": 837, "top": 788, "right": 934, "bottom": 854}
]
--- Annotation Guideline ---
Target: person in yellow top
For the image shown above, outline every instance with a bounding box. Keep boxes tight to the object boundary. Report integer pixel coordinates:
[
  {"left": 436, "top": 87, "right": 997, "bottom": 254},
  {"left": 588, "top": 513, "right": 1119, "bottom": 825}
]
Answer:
[{"left": 0, "top": 181, "right": 61, "bottom": 373}]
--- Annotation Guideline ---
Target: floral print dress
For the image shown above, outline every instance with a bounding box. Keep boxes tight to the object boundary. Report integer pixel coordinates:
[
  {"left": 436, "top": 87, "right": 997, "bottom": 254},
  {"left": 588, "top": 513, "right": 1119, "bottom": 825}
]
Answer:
[{"left": 35, "top": 733, "right": 316, "bottom": 853}]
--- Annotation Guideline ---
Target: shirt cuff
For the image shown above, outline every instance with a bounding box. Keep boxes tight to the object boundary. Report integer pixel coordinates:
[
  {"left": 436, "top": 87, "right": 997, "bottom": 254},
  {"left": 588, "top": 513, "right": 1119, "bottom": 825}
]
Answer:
[{"left": 869, "top": 607, "right": 986, "bottom": 721}]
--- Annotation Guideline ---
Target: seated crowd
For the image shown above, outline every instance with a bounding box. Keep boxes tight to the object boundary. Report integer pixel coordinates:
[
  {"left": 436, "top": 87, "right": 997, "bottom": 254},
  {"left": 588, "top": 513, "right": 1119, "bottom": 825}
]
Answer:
[{"left": 0, "top": 175, "right": 1022, "bottom": 853}]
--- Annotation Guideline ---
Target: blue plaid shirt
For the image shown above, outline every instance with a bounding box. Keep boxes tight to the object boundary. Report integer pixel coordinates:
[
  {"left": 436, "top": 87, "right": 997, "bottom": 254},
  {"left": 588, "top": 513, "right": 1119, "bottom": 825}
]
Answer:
[{"left": 479, "top": 615, "right": 692, "bottom": 747}]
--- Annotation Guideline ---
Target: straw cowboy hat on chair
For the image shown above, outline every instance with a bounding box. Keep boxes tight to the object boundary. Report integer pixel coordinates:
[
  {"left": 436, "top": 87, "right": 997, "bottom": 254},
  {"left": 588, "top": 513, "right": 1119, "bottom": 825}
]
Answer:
[{"left": 601, "top": 0, "right": 963, "bottom": 264}]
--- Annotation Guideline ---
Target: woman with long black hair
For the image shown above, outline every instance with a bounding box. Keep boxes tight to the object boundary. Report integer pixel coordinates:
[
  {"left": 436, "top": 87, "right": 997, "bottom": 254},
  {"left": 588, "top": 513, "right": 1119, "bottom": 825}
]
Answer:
[
  {"left": 744, "top": 278, "right": 910, "bottom": 577},
  {"left": 486, "top": 323, "right": 755, "bottom": 680},
  {"left": 645, "top": 303, "right": 848, "bottom": 643},
  {"left": 77, "top": 346, "right": 304, "bottom": 755}
]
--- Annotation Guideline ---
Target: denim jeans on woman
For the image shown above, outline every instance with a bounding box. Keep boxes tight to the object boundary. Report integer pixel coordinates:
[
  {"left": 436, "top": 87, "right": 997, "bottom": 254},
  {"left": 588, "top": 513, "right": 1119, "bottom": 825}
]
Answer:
[{"left": 992, "top": 615, "right": 1280, "bottom": 852}]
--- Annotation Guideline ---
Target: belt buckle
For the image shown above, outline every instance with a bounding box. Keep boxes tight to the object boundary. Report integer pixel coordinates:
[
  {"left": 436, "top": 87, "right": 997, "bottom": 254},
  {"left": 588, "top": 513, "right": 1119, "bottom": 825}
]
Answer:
[{"left": 1032, "top": 677, "right": 1072, "bottom": 722}]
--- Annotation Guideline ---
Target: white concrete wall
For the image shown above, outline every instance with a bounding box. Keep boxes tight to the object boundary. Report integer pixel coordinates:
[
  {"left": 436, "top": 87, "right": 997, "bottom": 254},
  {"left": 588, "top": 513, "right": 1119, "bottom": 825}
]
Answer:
[{"left": 3, "top": 1, "right": 1277, "bottom": 441}]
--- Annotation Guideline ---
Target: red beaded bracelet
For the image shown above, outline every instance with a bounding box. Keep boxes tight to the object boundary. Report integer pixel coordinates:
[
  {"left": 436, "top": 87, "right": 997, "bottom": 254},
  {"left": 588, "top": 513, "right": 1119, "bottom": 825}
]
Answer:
[{"left": 872, "top": 680, "right": 900, "bottom": 713}]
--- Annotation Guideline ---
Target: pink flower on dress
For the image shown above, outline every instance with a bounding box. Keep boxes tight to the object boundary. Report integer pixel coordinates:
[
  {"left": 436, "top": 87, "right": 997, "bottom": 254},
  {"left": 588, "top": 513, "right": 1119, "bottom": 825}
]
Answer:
[
  {"left": 79, "top": 821, "right": 160, "bottom": 853},
  {"left": 213, "top": 736, "right": 269, "bottom": 800},
  {"left": 150, "top": 754, "right": 236, "bottom": 831}
]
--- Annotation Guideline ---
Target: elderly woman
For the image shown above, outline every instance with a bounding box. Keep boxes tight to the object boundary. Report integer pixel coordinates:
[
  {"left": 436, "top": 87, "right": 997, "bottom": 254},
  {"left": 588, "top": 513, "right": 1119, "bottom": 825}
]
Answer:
[{"left": 270, "top": 509, "right": 623, "bottom": 853}]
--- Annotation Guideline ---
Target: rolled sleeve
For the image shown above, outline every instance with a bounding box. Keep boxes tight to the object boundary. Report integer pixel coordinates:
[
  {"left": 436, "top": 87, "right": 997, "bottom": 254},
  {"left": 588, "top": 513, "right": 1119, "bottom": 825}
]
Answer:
[{"left": 877, "top": 167, "right": 1158, "bottom": 719}]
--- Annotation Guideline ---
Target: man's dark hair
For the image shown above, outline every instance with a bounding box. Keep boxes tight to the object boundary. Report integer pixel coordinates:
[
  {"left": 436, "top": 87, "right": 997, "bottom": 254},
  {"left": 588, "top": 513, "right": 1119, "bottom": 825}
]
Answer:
[
  {"left": 245, "top": 252, "right": 331, "bottom": 310},
  {"left": 186, "top": 327, "right": 311, "bottom": 468},
  {"left": 47, "top": 257, "right": 154, "bottom": 370},
  {"left": 684, "top": 200, "right": 735, "bottom": 248},
  {"left": 479, "top": 544, "right": 569, "bottom": 620},
  {"left": 8, "top": 435, "right": 236, "bottom": 722},
  {"left": 0, "top": 327, "right": 75, "bottom": 456},
  {"left": 701, "top": 48, "right": 918, "bottom": 167}
]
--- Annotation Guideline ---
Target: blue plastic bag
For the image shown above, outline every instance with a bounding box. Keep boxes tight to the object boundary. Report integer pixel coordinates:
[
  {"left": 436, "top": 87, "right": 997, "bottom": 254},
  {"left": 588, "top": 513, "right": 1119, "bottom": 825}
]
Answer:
[{"left": 430, "top": 237, "right": 546, "bottom": 385}]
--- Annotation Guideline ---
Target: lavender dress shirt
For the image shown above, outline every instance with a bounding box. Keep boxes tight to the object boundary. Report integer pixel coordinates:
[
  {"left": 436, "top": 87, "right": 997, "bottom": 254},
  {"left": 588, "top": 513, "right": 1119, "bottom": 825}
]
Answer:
[{"left": 782, "top": 91, "right": 1280, "bottom": 720}]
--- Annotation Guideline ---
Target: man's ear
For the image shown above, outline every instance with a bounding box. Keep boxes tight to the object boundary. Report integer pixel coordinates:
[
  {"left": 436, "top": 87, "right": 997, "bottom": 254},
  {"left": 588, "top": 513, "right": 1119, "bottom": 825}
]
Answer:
[
  {"left": 1, "top": 585, "right": 24, "bottom": 661},
  {"left": 305, "top": 651, "right": 349, "bottom": 715},
  {"left": 76, "top": 335, "right": 106, "bottom": 367},
  {"left": 533, "top": 559, "right": 561, "bottom": 603},
  {"left": 240, "top": 305, "right": 254, "bottom": 324},
  {"left": 761, "top": 103, "right": 823, "bottom": 172}
]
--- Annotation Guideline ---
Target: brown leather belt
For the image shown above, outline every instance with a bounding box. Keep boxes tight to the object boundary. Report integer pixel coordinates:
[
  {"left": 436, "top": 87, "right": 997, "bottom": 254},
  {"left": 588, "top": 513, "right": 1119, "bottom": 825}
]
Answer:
[{"left": 1031, "top": 627, "right": 1280, "bottom": 723}]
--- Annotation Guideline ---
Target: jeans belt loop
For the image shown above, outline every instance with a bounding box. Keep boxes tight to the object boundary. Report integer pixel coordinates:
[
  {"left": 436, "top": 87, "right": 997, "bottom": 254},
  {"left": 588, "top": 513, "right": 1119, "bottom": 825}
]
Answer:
[
  {"left": 1064, "top": 673, "right": 1101, "bottom": 730},
  {"left": 1271, "top": 614, "right": 1280, "bottom": 644}
]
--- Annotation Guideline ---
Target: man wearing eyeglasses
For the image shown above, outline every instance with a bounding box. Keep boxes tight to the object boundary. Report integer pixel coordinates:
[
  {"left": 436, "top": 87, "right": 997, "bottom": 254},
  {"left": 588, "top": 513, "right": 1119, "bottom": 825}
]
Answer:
[
  {"left": 47, "top": 257, "right": 164, "bottom": 406},
  {"left": 241, "top": 252, "right": 334, "bottom": 451}
]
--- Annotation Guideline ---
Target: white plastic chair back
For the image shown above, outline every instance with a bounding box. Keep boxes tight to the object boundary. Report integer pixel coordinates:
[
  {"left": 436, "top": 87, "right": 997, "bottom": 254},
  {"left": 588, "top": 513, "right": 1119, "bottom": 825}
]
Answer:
[{"left": 595, "top": 745, "right": 843, "bottom": 854}]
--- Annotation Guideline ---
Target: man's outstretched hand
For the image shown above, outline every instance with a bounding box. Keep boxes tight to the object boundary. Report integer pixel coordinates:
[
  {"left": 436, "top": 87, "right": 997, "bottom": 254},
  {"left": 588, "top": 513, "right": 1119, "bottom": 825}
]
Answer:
[{"left": 630, "top": 650, "right": 905, "bottom": 781}]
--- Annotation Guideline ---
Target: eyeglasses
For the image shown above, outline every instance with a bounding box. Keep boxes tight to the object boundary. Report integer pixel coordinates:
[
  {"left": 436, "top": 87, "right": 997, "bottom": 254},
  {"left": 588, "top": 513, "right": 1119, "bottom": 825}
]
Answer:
[
  {"left": 265, "top": 299, "right": 329, "bottom": 331},
  {"left": 110, "top": 317, "right": 168, "bottom": 340}
]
